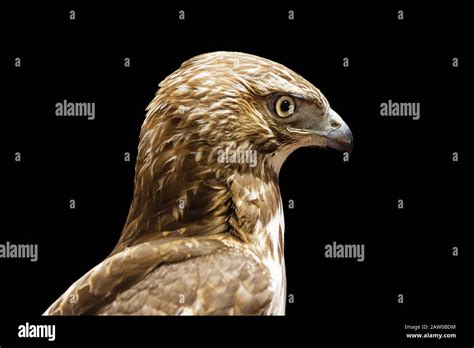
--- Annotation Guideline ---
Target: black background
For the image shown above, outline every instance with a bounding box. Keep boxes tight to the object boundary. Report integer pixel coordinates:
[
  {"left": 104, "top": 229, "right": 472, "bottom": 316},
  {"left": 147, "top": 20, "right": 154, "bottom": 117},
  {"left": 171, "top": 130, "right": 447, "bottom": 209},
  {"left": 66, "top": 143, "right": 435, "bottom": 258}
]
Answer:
[{"left": 1, "top": 1, "right": 472, "bottom": 345}]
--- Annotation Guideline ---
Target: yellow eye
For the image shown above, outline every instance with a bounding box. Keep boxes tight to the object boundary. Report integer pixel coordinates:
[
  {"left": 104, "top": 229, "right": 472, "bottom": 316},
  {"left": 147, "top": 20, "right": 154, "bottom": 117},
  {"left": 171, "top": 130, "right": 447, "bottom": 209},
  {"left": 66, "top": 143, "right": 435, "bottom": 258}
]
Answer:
[{"left": 275, "top": 96, "right": 296, "bottom": 118}]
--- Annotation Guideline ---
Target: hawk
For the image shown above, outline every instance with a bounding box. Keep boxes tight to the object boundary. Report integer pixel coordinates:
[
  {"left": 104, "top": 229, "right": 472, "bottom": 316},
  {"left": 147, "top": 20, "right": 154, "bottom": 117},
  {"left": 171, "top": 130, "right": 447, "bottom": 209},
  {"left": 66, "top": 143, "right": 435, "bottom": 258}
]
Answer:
[{"left": 44, "top": 52, "right": 353, "bottom": 315}]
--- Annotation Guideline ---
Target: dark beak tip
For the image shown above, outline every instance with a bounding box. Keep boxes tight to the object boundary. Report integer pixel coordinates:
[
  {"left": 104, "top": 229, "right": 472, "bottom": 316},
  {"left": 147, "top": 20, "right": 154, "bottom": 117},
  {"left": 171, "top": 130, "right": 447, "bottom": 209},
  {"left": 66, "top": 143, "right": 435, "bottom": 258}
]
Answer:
[{"left": 327, "top": 131, "right": 353, "bottom": 155}]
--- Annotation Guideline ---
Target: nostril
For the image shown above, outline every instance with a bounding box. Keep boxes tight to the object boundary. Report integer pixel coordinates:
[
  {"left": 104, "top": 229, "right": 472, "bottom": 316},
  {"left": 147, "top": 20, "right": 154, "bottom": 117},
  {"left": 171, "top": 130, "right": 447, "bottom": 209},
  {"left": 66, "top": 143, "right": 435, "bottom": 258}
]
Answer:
[{"left": 330, "top": 120, "right": 340, "bottom": 128}]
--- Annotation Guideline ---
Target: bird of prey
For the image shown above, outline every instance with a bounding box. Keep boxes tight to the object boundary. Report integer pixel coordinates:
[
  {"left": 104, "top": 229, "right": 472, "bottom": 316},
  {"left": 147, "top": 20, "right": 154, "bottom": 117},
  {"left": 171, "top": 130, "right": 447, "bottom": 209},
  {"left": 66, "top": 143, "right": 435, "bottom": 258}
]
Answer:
[{"left": 44, "top": 52, "right": 353, "bottom": 315}]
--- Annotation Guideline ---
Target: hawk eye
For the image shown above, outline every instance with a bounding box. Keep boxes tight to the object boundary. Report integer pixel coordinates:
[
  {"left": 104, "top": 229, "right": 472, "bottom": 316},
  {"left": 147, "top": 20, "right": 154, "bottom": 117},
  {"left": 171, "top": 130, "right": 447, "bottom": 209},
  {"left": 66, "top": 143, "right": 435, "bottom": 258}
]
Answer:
[{"left": 275, "top": 96, "right": 295, "bottom": 118}]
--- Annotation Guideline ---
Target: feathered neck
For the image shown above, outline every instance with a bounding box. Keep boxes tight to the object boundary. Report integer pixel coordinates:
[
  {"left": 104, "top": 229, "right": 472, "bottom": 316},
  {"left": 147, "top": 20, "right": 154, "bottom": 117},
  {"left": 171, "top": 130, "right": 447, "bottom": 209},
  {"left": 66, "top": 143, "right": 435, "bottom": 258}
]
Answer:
[{"left": 110, "top": 144, "right": 283, "bottom": 258}]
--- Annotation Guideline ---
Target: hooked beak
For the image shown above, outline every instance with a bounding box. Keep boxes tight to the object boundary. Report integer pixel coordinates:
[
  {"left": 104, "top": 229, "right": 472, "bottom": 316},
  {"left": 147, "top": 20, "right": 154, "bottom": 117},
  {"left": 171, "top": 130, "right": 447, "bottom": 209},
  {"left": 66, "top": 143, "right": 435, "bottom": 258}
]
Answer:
[{"left": 325, "top": 109, "right": 353, "bottom": 154}]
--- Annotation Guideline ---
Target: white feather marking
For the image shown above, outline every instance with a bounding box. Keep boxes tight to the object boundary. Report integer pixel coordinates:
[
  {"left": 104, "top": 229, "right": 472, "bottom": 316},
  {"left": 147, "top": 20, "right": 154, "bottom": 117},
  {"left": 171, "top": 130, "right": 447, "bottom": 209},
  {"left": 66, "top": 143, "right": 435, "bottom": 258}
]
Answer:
[
  {"left": 268, "top": 142, "right": 305, "bottom": 176},
  {"left": 176, "top": 85, "right": 188, "bottom": 93},
  {"left": 245, "top": 180, "right": 286, "bottom": 315},
  {"left": 262, "top": 200, "right": 286, "bottom": 315},
  {"left": 190, "top": 71, "right": 210, "bottom": 80}
]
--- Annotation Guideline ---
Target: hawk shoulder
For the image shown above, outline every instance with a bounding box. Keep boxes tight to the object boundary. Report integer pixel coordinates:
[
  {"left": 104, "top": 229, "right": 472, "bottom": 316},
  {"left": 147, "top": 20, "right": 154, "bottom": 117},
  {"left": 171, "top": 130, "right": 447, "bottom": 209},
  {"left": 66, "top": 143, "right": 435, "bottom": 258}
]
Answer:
[
  {"left": 100, "top": 247, "right": 271, "bottom": 315},
  {"left": 44, "top": 236, "right": 272, "bottom": 315}
]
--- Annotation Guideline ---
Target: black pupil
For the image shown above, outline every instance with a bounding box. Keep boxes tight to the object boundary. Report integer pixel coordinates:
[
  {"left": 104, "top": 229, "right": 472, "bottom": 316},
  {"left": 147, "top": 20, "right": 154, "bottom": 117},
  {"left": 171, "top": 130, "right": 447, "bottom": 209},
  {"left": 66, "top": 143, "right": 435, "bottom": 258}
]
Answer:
[{"left": 280, "top": 99, "right": 291, "bottom": 112}]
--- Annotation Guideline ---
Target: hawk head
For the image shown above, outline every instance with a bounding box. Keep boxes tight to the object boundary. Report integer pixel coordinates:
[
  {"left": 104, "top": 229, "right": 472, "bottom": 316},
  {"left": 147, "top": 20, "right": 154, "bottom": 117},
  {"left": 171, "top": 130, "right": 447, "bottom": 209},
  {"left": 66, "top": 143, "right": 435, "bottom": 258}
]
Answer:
[
  {"left": 113, "top": 51, "right": 353, "bottom": 254},
  {"left": 146, "top": 51, "right": 352, "bottom": 173}
]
